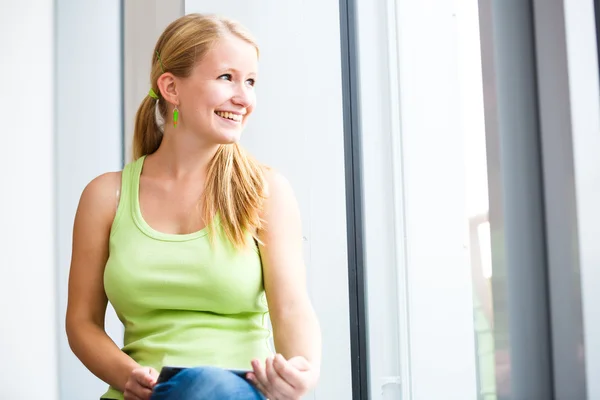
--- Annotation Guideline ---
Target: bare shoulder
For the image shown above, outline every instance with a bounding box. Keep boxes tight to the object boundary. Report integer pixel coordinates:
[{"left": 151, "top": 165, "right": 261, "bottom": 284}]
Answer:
[
  {"left": 261, "top": 167, "right": 296, "bottom": 201},
  {"left": 77, "top": 171, "right": 122, "bottom": 223},
  {"left": 259, "top": 167, "right": 301, "bottom": 233}
]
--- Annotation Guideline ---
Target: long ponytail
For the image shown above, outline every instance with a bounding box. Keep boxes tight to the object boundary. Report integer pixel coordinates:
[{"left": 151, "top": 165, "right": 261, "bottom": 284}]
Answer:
[
  {"left": 203, "top": 143, "right": 267, "bottom": 248},
  {"left": 133, "top": 95, "right": 165, "bottom": 159}
]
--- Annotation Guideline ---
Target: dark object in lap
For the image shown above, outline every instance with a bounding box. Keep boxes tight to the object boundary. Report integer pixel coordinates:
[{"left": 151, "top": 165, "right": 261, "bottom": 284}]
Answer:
[
  {"left": 99, "top": 366, "right": 253, "bottom": 399},
  {"left": 157, "top": 366, "right": 250, "bottom": 384}
]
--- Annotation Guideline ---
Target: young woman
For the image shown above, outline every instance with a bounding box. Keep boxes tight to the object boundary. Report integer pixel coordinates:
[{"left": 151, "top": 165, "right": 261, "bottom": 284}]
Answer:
[{"left": 65, "top": 13, "right": 321, "bottom": 400}]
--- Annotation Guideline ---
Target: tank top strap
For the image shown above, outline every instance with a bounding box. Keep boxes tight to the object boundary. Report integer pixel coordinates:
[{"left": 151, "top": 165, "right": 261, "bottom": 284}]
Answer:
[
  {"left": 111, "top": 156, "right": 145, "bottom": 236},
  {"left": 128, "top": 155, "right": 145, "bottom": 210}
]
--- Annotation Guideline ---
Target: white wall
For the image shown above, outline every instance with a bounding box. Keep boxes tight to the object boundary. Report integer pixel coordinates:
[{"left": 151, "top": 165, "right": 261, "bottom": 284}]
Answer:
[
  {"left": 55, "top": 1, "right": 123, "bottom": 399},
  {"left": 182, "top": 2, "right": 353, "bottom": 398},
  {"left": 0, "top": 1, "right": 58, "bottom": 398}
]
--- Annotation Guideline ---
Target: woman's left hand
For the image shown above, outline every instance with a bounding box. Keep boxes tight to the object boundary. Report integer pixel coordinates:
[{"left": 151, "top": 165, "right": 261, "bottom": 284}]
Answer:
[{"left": 247, "top": 354, "right": 318, "bottom": 400}]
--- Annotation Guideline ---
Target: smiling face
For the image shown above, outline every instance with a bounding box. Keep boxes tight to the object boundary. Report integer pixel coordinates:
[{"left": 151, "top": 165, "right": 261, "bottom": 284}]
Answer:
[{"left": 175, "top": 34, "right": 258, "bottom": 145}]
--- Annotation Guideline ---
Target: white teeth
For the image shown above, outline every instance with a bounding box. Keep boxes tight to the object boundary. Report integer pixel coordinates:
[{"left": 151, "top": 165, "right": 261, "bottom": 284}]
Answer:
[{"left": 216, "top": 111, "right": 242, "bottom": 122}]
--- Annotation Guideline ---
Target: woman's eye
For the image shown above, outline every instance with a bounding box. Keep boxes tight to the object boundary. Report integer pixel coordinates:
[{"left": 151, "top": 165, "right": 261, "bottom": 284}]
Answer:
[{"left": 218, "top": 74, "right": 255, "bottom": 86}]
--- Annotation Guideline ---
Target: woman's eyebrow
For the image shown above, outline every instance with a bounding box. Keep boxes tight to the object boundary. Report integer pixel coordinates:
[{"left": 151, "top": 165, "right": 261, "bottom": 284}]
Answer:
[{"left": 216, "top": 66, "right": 257, "bottom": 77}]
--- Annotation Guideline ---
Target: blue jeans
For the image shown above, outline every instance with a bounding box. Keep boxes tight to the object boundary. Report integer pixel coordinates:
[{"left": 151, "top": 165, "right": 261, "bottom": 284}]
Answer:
[{"left": 149, "top": 366, "right": 265, "bottom": 400}]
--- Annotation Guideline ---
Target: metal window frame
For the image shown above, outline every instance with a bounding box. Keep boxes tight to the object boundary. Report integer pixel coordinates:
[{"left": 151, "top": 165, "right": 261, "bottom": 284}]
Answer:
[
  {"left": 596, "top": 0, "right": 600, "bottom": 75},
  {"left": 480, "top": 0, "right": 591, "bottom": 398},
  {"left": 339, "top": 0, "right": 370, "bottom": 398},
  {"left": 531, "top": 0, "right": 588, "bottom": 398}
]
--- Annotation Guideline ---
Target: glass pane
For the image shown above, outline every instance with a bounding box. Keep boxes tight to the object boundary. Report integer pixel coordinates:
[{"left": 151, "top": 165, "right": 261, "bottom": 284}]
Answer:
[{"left": 457, "top": 1, "right": 507, "bottom": 399}]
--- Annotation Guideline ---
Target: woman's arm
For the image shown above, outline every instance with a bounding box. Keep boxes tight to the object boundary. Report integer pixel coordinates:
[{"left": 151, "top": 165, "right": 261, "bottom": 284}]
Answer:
[
  {"left": 249, "top": 170, "right": 322, "bottom": 398},
  {"left": 65, "top": 172, "right": 141, "bottom": 392}
]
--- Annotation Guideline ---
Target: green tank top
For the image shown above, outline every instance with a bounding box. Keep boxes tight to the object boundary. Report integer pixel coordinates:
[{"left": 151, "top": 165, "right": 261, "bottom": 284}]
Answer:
[{"left": 101, "top": 156, "right": 272, "bottom": 400}]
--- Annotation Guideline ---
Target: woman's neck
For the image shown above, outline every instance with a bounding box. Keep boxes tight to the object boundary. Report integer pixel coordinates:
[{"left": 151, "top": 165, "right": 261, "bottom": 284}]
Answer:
[{"left": 145, "top": 133, "right": 221, "bottom": 181}]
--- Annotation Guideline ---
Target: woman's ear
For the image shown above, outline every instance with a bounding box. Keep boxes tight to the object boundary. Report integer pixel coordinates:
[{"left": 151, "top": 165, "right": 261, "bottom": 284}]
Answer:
[{"left": 156, "top": 73, "right": 179, "bottom": 106}]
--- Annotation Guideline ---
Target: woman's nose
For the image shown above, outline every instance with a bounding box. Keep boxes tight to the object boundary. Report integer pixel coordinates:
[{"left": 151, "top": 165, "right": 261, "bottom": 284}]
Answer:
[{"left": 231, "top": 84, "right": 253, "bottom": 107}]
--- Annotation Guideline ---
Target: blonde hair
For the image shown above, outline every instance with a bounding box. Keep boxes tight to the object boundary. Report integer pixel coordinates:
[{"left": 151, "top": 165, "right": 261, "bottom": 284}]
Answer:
[{"left": 133, "top": 14, "right": 266, "bottom": 249}]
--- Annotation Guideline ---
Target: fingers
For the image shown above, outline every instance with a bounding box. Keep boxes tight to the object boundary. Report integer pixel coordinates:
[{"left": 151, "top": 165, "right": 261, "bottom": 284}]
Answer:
[
  {"left": 249, "top": 356, "right": 295, "bottom": 399},
  {"left": 248, "top": 355, "right": 314, "bottom": 399},
  {"left": 133, "top": 368, "right": 156, "bottom": 389},
  {"left": 273, "top": 354, "right": 305, "bottom": 390},
  {"left": 123, "top": 383, "right": 152, "bottom": 400},
  {"left": 251, "top": 358, "right": 268, "bottom": 384},
  {"left": 124, "top": 384, "right": 153, "bottom": 400},
  {"left": 266, "top": 356, "right": 295, "bottom": 399},
  {"left": 123, "top": 367, "right": 156, "bottom": 400},
  {"left": 248, "top": 375, "right": 270, "bottom": 399},
  {"left": 147, "top": 367, "right": 159, "bottom": 387},
  {"left": 284, "top": 355, "right": 315, "bottom": 394},
  {"left": 249, "top": 359, "right": 274, "bottom": 399}
]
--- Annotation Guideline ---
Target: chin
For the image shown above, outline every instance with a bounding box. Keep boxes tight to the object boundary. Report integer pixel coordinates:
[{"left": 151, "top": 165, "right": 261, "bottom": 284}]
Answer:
[{"left": 216, "top": 131, "right": 242, "bottom": 145}]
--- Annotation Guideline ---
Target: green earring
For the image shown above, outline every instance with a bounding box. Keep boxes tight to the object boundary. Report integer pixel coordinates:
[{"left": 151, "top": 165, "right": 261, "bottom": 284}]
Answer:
[{"left": 173, "top": 107, "right": 179, "bottom": 128}]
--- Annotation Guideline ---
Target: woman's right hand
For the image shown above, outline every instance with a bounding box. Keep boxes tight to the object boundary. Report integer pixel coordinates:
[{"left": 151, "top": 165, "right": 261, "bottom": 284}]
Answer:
[{"left": 124, "top": 366, "right": 159, "bottom": 400}]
